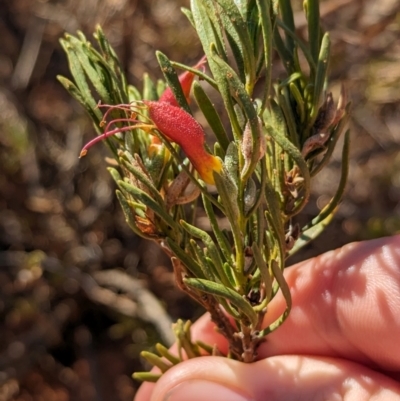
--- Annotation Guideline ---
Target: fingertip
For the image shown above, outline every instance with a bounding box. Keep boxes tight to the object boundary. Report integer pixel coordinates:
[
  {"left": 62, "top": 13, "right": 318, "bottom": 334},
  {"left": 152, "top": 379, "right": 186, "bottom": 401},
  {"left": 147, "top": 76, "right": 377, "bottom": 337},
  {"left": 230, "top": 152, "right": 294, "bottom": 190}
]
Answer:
[{"left": 145, "top": 356, "right": 400, "bottom": 401}]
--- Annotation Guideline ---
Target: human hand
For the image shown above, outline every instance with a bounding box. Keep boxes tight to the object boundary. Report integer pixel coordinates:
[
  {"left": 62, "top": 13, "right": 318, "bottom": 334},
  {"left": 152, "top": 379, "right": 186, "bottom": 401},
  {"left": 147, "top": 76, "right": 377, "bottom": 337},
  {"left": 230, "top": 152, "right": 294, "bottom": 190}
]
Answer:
[{"left": 135, "top": 235, "right": 400, "bottom": 400}]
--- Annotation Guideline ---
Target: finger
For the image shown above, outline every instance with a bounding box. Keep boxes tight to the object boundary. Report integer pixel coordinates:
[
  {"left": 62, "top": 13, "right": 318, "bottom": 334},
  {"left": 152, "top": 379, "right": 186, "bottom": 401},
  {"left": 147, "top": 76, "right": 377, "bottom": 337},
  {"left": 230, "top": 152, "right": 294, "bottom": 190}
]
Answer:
[
  {"left": 259, "top": 235, "right": 400, "bottom": 371},
  {"left": 135, "top": 235, "right": 400, "bottom": 400},
  {"left": 147, "top": 355, "right": 400, "bottom": 401}
]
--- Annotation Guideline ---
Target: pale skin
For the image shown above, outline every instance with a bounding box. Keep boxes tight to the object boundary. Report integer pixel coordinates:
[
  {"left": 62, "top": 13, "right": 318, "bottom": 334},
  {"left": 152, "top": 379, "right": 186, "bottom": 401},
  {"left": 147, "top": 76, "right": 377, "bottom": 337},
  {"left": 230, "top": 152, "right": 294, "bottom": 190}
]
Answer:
[{"left": 135, "top": 235, "right": 400, "bottom": 401}]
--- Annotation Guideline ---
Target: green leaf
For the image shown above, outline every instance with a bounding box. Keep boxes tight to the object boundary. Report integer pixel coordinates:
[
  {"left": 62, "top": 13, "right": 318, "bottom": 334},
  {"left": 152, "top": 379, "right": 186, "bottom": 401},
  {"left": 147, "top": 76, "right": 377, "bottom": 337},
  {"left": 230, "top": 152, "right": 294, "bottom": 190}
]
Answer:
[
  {"left": 213, "top": 170, "right": 240, "bottom": 235},
  {"left": 202, "top": 193, "right": 236, "bottom": 273},
  {"left": 289, "top": 129, "right": 350, "bottom": 256},
  {"left": 255, "top": 0, "right": 273, "bottom": 112},
  {"left": 155, "top": 343, "right": 181, "bottom": 365},
  {"left": 73, "top": 40, "right": 113, "bottom": 103},
  {"left": 305, "top": 0, "right": 321, "bottom": 66},
  {"left": 311, "top": 32, "right": 330, "bottom": 120},
  {"left": 191, "top": 0, "right": 227, "bottom": 60},
  {"left": 252, "top": 242, "right": 273, "bottom": 307},
  {"left": 189, "top": 239, "right": 217, "bottom": 281},
  {"left": 277, "top": 86, "right": 300, "bottom": 149},
  {"left": 57, "top": 75, "right": 102, "bottom": 123},
  {"left": 260, "top": 259, "right": 291, "bottom": 334},
  {"left": 214, "top": 0, "right": 256, "bottom": 89},
  {"left": 119, "top": 155, "right": 164, "bottom": 205},
  {"left": 139, "top": 351, "right": 171, "bottom": 372},
  {"left": 275, "top": 19, "right": 316, "bottom": 74},
  {"left": 132, "top": 372, "right": 161, "bottom": 383},
  {"left": 193, "top": 81, "right": 230, "bottom": 151},
  {"left": 289, "top": 81, "right": 305, "bottom": 124},
  {"left": 272, "top": 19, "right": 295, "bottom": 75},
  {"left": 311, "top": 103, "right": 351, "bottom": 176},
  {"left": 265, "top": 124, "right": 311, "bottom": 216},
  {"left": 278, "top": 0, "right": 296, "bottom": 57},
  {"left": 118, "top": 180, "right": 178, "bottom": 230},
  {"left": 180, "top": 220, "right": 231, "bottom": 288},
  {"left": 59, "top": 37, "right": 100, "bottom": 115},
  {"left": 156, "top": 51, "right": 191, "bottom": 114},
  {"left": 183, "top": 278, "right": 258, "bottom": 327},
  {"left": 181, "top": 7, "right": 195, "bottom": 27},
  {"left": 166, "top": 238, "right": 206, "bottom": 279},
  {"left": 211, "top": 51, "right": 260, "bottom": 179},
  {"left": 143, "top": 73, "right": 158, "bottom": 101},
  {"left": 287, "top": 205, "right": 335, "bottom": 257},
  {"left": 115, "top": 190, "right": 156, "bottom": 241}
]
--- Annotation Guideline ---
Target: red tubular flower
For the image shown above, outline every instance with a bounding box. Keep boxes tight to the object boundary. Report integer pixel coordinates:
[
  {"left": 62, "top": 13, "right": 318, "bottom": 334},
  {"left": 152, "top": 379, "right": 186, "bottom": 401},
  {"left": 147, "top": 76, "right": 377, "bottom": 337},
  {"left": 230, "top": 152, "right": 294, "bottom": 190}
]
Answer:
[
  {"left": 144, "top": 100, "right": 222, "bottom": 185},
  {"left": 150, "top": 55, "right": 206, "bottom": 149},
  {"left": 159, "top": 55, "right": 207, "bottom": 107}
]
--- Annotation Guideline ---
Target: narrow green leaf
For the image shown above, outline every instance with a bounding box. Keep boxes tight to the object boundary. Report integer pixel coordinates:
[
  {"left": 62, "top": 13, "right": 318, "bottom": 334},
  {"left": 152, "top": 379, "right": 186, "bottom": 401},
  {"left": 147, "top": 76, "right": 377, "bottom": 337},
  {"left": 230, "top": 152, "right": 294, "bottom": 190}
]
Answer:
[
  {"left": 213, "top": 170, "right": 240, "bottom": 233},
  {"left": 59, "top": 37, "right": 99, "bottom": 113},
  {"left": 202, "top": 193, "right": 235, "bottom": 270},
  {"left": 305, "top": 0, "right": 321, "bottom": 65},
  {"left": 289, "top": 129, "right": 350, "bottom": 256},
  {"left": 57, "top": 75, "right": 102, "bottom": 123},
  {"left": 289, "top": 82, "right": 305, "bottom": 124},
  {"left": 211, "top": 52, "right": 260, "bottom": 179},
  {"left": 184, "top": 278, "right": 258, "bottom": 327},
  {"left": 156, "top": 51, "right": 191, "bottom": 114},
  {"left": 215, "top": 0, "right": 256, "bottom": 89},
  {"left": 311, "top": 104, "right": 351, "bottom": 176},
  {"left": 140, "top": 351, "right": 171, "bottom": 373},
  {"left": 181, "top": 7, "right": 195, "bottom": 27},
  {"left": 118, "top": 181, "right": 178, "bottom": 230},
  {"left": 94, "top": 25, "right": 128, "bottom": 98},
  {"left": 189, "top": 239, "right": 217, "bottom": 281},
  {"left": 265, "top": 124, "right": 311, "bottom": 216},
  {"left": 171, "top": 61, "right": 218, "bottom": 90},
  {"left": 155, "top": 344, "right": 181, "bottom": 365},
  {"left": 263, "top": 178, "right": 285, "bottom": 255},
  {"left": 115, "top": 190, "right": 156, "bottom": 241},
  {"left": 278, "top": 86, "right": 300, "bottom": 149},
  {"left": 143, "top": 73, "right": 158, "bottom": 101},
  {"left": 107, "top": 167, "right": 122, "bottom": 184},
  {"left": 180, "top": 220, "right": 231, "bottom": 288},
  {"left": 224, "top": 142, "right": 240, "bottom": 186},
  {"left": 245, "top": 155, "right": 266, "bottom": 218},
  {"left": 287, "top": 206, "right": 336, "bottom": 257},
  {"left": 255, "top": 0, "right": 273, "bottom": 112},
  {"left": 191, "top": 0, "right": 227, "bottom": 62},
  {"left": 278, "top": 0, "right": 296, "bottom": 56},
  {"left": 120, "top": 155, "right": 164, "bottom": 205},
  {"left": 132, "top": 372, "right": 161, "bottom": 382},
  {"left": 251, "top": 242, "right": 273, "bottom": 306},
  {"left": 128, "top": 85, "right": 142, "bottom": 102},
  {"left": 74, "top": 42, "right": 112, "bottom": 103},
  {"left": 275, "top": 19, "right": 316, "bottom": 74},
  {"left": 272, "top": 21, "right": 295, "bottom": 75},
  {"left": 259, "top": 259, "right": 291, "bottom": 335},
  {"left": 166, "top": 238, "right": 205, "bottom": 279},
  {"left": 193, "top": 82, "right": 230, "bottom": 151},
  {"left": 311, "top": 32, "right": 330, "bottom": 120}
]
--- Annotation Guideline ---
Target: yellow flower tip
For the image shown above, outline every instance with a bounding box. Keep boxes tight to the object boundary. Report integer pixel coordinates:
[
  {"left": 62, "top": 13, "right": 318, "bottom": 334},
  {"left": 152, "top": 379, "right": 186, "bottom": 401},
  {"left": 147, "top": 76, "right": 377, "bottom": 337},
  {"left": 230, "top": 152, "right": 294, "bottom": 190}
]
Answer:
[{"left": 196, "top": 154, "right": 222, "bottom": 185}]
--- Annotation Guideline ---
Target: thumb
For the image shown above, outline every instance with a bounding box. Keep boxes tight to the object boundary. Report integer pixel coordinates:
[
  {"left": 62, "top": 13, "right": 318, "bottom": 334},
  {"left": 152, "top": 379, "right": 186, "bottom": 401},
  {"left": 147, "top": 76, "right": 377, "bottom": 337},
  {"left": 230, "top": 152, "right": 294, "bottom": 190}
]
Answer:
[{"left": 145, "top": 355, "right": 400, "bottom": 401}]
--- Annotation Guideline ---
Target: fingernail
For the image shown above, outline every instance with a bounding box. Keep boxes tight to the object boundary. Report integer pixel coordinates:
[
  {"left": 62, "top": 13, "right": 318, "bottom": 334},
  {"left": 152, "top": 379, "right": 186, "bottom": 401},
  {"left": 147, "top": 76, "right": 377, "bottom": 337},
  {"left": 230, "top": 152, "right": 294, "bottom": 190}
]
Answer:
[{"left": 164, "top": 380, "right": 253, "bottom": 401}]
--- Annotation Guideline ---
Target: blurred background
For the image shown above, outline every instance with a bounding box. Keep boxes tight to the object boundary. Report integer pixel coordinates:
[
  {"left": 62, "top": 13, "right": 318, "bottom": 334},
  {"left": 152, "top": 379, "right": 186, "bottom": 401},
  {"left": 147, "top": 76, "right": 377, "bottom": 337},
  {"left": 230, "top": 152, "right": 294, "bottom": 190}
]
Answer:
[{"left": 1, "top": 0, "right": 400, "bottom": 400}]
